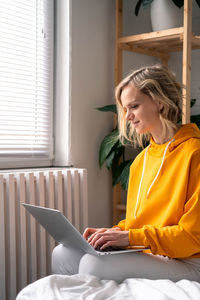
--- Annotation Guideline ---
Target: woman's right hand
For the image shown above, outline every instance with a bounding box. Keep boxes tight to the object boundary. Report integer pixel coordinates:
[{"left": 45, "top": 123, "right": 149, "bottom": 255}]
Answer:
[{"left": 83, "top": 227, "right": 121, "bottom": 241}]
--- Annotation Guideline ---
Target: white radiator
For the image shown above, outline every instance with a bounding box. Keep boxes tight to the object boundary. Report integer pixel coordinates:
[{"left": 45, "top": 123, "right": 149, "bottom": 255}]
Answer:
[{"left": 0, "top": 168, "right": 88, "bottom": 300}]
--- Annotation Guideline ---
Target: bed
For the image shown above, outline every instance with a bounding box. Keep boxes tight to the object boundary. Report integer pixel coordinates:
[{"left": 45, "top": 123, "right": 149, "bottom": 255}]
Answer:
[{"left": 16, "top": 274, "right": 200, "bottom": 300}]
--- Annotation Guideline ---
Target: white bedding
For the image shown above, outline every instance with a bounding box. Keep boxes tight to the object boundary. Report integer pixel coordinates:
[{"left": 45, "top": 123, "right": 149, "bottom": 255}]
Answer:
[{"left": 16, "top": 274, "right": 200, "bottom": 300}]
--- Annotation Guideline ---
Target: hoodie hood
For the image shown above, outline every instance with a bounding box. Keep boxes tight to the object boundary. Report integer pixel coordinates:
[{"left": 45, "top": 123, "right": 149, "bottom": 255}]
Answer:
[
  {"left": 149, "top": 123, "right": 200, "bottom": 156},
  {"left": 170, "top": 123, "right": 200, "bottom": 150},
  {"left": 134, "top": 123, "right": 200, "bottom": 218}
]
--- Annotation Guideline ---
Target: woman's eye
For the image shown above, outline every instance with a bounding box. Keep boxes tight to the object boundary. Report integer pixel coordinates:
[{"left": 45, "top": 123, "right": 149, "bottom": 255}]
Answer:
[{"left": 131, "top": 104, "right": 139, "bottom": 109}]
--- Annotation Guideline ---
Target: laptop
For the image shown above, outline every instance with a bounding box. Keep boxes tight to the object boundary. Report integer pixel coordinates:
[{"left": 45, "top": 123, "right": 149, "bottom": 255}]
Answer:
[{"left": 22, "top": 203, "right": 147, "bottom": 256}]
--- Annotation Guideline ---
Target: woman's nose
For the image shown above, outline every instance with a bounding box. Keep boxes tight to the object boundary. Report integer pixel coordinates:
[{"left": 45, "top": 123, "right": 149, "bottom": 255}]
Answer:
[{"left": 126, "top": 110, "right": 133, "bottom": 120}]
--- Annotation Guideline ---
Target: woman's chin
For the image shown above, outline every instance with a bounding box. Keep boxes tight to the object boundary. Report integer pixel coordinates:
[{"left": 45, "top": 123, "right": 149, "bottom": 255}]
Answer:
[
  {"left": 134, "top": 126, "right": 142, "bottom": 134},
  {"left": 132, "top": 123, "right": 147, "bottom": 134},
  {"left": 135, "top": 127, "right": 147, "bottom": 135}
]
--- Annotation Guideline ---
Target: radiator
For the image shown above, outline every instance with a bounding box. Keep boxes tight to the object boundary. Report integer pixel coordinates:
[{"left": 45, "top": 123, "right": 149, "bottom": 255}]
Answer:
[{"left": 0, "top": 168, "right": 88, "bottom": 300}]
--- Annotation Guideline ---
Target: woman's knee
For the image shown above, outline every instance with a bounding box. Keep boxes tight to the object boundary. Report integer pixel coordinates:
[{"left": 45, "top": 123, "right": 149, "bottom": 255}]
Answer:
[
  {"left": 52, "top": 245, "right": 84, "bottom": 275},
  {"left": 78, "top": 254, "right": 105, "bottom": 277},
  {"left": 52, "top": 244, "right": 63, "bottom": 258},
  {"left": 52, "top": 244, "right": 67, "bottom": 264},
  {"left": 52, "top": 244, "right": 67, "bottom": 274}
]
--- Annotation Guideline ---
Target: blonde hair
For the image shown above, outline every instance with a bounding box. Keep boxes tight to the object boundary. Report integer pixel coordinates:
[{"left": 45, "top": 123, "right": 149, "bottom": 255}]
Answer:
[{"left": 115, "top": 64, "right": 183, "bottom": 147}]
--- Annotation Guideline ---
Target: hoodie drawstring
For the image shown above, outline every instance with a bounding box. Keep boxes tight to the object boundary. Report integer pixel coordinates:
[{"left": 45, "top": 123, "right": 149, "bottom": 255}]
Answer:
[
  {"left": 134, "top": 144, "right": 150, "bottom": 219},
  {"left": 134, "top": 139, "right": 175, "bottom": 219}
]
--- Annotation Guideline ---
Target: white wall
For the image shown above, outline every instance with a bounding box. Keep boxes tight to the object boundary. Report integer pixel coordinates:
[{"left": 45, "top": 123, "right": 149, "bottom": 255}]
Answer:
[
  {"left": 123, "top": 0, "right": 155, "bottom": 76},
  {"left": 70, "top": 0, "right": 115, "bottom": 227}
]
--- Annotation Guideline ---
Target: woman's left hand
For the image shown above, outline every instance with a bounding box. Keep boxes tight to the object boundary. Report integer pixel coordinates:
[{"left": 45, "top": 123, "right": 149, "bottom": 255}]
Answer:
[{"left": 88, "top": 229, "right": 129, "bottom": 250}]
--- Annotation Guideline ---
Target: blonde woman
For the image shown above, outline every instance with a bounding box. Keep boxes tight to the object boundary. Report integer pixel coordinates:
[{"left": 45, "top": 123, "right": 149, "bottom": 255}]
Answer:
[{"left": 52, "top": 65, "right": 200, "bottom": 283}]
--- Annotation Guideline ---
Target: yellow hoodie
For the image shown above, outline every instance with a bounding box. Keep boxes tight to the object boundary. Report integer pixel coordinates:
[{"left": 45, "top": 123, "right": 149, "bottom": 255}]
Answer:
[{"left": 116, "top": 123, "right": 200, "bottom": 259}]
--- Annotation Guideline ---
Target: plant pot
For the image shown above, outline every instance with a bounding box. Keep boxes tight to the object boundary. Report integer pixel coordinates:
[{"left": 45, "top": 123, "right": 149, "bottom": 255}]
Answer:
[{"left": 150, "top": 0, "right": 183, "bottom": 31}]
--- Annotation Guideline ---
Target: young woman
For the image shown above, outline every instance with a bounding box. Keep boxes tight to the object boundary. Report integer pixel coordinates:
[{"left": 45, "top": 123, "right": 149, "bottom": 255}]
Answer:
[{"left": 52, "top": 65, "right": 200, "bottom": 283}]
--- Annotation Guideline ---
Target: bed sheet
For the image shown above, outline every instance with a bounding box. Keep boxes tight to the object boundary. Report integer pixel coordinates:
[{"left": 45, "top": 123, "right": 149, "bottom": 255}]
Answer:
[{"left": 16, "top": 274, "right": 200, "bottom": 300}]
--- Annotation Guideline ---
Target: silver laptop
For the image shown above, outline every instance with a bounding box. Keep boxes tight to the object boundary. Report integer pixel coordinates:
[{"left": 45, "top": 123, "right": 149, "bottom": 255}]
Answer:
[{"left": 22, "top": 203, "right": 147, "bottom": 256}]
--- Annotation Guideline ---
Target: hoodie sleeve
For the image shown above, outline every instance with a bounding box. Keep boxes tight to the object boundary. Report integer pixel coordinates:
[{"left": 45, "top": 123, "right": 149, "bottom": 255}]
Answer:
[
  {"left": 113, "top": 219, "right": 126, "bottom": 230},
  {"left": 129, "top": 150, "right": 200, "bottom": 258}
]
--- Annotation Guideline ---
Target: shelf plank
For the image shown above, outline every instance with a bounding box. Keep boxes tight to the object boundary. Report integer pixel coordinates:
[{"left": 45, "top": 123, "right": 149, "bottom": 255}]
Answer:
[
  {"left": 118, "top": 27, "right": 200, "bottom": 55},
  {"left": 116, "top": 204, "right": 126, "bottom": 212},
  {"left": 119, "top": 27, "right": 184, "bottom": 44},
  {"left": 192, "top": 36, "right": 200, "bottom": 47},
  {"left": 120, "top": 43, "right": 170, "bottom": 60}
]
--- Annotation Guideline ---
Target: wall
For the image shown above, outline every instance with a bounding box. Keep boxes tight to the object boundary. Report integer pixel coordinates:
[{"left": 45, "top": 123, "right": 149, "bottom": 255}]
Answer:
[
  {"left": 123, "top": 0, "right": 155, "bottom": 77},
  {"left": 70, "top": 0, "right": 115, "bottom": 227}
]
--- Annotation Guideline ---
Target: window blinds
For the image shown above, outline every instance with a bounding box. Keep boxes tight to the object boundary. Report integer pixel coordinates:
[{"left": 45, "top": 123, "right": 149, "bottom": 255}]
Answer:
[{"left": 0, "top": 0, "right": 54, "bottom": 163}]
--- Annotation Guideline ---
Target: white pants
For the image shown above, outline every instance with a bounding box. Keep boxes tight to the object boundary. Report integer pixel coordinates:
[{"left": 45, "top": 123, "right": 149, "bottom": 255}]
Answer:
[{"left": 52, "top": 245, "right": 200, "bottom": 283}]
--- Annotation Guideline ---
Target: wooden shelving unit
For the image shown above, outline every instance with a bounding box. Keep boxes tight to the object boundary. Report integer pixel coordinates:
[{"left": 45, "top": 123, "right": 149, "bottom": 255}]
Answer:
[
  {"left": 113, "top": 0, "right": 200, "bottom": 224},
  {"left": 119, "top": 28, "right": 200, "bottom": 55}
]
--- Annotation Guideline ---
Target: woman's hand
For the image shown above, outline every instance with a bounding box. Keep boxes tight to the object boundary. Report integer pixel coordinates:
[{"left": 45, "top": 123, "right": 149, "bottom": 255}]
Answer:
[
  {"left": 83, "top": 227, "right": 120, "bottom": 240},
  {"left": 83, "top": 227, "right": 129, "bottom": 250}
]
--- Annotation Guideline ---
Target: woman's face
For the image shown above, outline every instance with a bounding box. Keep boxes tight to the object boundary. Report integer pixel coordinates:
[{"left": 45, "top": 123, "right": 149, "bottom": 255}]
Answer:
[{"left": 121, "top": 84, "right": 163, "bottom": 137}]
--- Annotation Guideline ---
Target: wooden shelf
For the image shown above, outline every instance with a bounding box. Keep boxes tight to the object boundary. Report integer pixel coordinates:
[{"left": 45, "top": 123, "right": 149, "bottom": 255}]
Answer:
[
  {"left": 113, "top": 0, "right": 195, "bottom": 224},
  {"left": 118, "top": 27, "right": 200, "bottom": 59},
  {"left": 116, "top": 204, "right": 126, "bottom": 212}
]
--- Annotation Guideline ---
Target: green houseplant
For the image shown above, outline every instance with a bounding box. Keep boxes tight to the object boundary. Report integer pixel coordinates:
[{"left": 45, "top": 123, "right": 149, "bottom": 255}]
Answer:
[
  {"left": 96, "top": 104, "right": 134, "bottom": 191},
  {"left": 97, "top": 100, "right": 200, "bottom": 191}
]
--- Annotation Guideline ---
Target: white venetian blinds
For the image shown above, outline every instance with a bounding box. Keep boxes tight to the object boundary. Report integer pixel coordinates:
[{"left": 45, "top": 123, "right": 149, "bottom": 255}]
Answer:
[{"left": 0, "top": 0, "right": 54, "bottom": 166}]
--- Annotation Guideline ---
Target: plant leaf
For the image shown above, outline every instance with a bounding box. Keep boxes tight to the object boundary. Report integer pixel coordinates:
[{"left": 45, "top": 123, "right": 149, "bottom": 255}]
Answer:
[
  {"left": 172, "top": 0, "right": 200, "bottom": 9},
  {"left": 105, "top": 142, "right": 123, "bottom": 170},
  {"left": 110, "top": 147, "right": 125, "bottom": 179},
  {"left": 191, "top": 115, "right": 200, "bottom": 128},
  {"left": 112, "top": 160, "right": 131, "bottom": 188},
  {"left": 120, "top": 160, "right": 132, "bottom": 190},
  {"left": 135, "top": 0, "right": 144, "bottom": 16},
  {"left": 99, "top": 129, "right": 119, "bottom": 167},
  {"left": 171, "top": 0, "right": 183, "bottom": 8},
  {"left": 142, "top": 0, "right": 153, "bottom": 8},
  {"left": 96, "top": 104, "right": 117, "bottom": 113},
  {"left": 105, "top": 150, "right": 116, "bottom": 170},
  {"left": 191, "top": 99, "right": 196, "bottom": 108},
  {"left": 196, "top": 0, "right": 200, "bottom": 8}
]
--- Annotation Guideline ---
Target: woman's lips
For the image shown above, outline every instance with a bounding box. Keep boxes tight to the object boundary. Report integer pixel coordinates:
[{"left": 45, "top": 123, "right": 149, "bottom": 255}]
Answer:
[{"left": 133, "top": 121, "right": 139, "bottom": 126}]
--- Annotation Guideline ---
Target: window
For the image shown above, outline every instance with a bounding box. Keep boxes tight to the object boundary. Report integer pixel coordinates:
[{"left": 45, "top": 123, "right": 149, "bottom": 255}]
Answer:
[{"left": 0, "top": 0, "right": 54, "bottom": 168}]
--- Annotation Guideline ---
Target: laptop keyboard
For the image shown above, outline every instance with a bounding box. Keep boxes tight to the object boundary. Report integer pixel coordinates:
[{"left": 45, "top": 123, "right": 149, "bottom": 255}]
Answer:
[{"left": 95, "top": 246, "right": 123, "bottom": 252}]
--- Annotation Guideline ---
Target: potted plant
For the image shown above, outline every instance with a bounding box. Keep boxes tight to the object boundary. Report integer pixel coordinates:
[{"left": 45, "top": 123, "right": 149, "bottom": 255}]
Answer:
[
  {"left": 96, "top": 104, "right": 134, "bottom": 190},
  {"left": 135, "top": 0, "right": 200, "bottom": 32}
]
